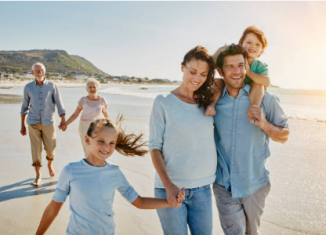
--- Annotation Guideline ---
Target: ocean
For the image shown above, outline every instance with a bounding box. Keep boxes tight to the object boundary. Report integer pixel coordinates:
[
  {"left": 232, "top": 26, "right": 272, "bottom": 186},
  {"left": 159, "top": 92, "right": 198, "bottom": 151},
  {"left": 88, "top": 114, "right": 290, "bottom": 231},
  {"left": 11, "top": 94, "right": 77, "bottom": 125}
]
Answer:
[
  {"left": 0, "top": 83, "right": 325, "bottom": 234},
  {"left": 100, "top": 84, "right": 326, "bottom": 123}
]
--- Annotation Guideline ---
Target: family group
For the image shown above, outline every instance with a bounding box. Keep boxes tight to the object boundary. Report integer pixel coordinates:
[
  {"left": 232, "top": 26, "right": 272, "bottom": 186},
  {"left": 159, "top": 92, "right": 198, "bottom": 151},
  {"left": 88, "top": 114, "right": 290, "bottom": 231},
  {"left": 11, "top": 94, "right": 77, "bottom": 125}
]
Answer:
[{"left": 20, "top": 26, "right": 289, "bottom": 235}]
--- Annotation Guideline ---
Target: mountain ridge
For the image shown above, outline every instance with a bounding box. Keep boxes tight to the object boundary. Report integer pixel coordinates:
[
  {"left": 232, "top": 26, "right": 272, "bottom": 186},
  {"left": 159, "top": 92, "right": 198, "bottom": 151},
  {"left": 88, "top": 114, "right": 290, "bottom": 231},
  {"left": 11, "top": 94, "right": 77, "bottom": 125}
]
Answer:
[{"left": 0, "top": 49, "right": 108, "bottom": 76}]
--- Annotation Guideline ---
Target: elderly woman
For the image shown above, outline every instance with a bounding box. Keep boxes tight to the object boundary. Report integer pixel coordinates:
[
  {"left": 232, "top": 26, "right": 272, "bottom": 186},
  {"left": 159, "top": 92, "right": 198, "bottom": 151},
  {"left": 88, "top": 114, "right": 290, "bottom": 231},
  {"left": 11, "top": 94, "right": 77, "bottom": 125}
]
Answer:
[
  {"left": 63, "top": 78, "right": 108, "bottom": 156},
  {"left": 149, "top": 46, "right": 218, "bottom": 235}
]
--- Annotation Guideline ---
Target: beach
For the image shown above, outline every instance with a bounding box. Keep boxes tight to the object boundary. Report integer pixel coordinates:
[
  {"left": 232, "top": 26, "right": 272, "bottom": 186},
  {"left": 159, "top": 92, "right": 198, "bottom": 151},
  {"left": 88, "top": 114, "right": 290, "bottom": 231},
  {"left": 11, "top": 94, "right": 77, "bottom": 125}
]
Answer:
[{"left": 0, "top": 82, "right": 325, "bottom": 235}]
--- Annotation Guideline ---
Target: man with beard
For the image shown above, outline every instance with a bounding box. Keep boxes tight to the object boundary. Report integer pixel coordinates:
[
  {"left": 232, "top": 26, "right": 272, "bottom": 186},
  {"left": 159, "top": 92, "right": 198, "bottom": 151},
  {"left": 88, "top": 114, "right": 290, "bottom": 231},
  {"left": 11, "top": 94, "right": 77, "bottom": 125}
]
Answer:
[
  {"left": 20, "top": 62, "right": 66, "bottom": 186},
  {"left": 212, "top": 44, "right": 289, "bottom": 235}
]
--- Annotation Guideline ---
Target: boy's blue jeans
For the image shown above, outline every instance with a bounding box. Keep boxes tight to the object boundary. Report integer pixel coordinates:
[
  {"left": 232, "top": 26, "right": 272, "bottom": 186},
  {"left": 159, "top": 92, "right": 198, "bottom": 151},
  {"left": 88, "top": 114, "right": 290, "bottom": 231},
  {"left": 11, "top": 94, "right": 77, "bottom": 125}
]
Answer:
[{"left": 155, "top": 184, "right": 213, "bottom": 235}]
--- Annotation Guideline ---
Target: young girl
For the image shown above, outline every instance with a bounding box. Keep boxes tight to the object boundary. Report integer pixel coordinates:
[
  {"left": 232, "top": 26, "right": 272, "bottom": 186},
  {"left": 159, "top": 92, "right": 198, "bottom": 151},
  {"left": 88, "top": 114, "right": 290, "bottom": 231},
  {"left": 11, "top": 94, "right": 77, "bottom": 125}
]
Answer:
[
  {"left": 62, "top": 78, "right": 108, "bottom": 156},
  {"left": 36, "top": 117, "right": 185, "bottom": 235},
  {"left": 205, "top": 26, "right": 270, "bottom": 124}
]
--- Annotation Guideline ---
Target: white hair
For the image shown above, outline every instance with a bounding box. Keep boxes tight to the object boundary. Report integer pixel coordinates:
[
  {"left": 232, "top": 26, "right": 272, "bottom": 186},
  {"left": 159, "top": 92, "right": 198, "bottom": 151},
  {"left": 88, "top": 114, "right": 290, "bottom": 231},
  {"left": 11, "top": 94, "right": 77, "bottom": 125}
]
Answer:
[
  {"left": 32, "top": 62, "right": 46, "bottom": 72},
  {"left": 86, "top": 77, "right": 100, "bottom": 89}
]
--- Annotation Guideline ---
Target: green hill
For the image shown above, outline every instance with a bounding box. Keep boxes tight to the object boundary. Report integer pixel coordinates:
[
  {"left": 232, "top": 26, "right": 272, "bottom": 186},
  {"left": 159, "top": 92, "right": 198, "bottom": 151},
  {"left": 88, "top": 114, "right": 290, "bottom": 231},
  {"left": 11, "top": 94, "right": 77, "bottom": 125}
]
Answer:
[{"left": 0, "top": 50, "right": 108, "bottom": 76}]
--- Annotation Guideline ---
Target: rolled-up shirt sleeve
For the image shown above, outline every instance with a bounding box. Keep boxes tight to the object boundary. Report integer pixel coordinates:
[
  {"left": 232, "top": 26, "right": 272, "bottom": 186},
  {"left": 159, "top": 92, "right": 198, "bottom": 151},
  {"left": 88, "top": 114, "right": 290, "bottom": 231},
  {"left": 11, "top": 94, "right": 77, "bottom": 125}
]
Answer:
[
  {"left": 117, "top": 169, "right": 139, "bottom": 203},
  {"left": 53, "top": 84, "right": 65, "bottom": 116},
  {"left": 266, "top": 94, "right": 289, "bottom": 129},
  {"left": 20, "top": 86, "right": 30, "bottom": 115},
  {"left": 53, "top": 164, "right": 71, "bottom": 202},
  {"left": 149, "top": 96, "right": 166, "bottom": 152}
]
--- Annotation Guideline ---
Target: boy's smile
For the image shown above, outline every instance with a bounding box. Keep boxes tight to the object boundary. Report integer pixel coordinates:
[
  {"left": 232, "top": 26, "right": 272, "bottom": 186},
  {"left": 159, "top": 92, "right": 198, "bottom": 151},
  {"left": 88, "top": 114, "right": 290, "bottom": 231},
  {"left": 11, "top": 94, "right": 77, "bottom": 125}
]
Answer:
[{"left": 242, "top": 33, "right": 263, "bottom": 58}]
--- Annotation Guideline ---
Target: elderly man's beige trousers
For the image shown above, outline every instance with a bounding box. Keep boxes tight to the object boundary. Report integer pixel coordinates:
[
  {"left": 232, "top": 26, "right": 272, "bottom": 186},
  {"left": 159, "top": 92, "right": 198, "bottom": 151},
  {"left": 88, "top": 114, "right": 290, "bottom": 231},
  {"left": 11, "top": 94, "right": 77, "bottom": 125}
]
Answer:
[{"left": 28, "top": 123, "right": 56, "bottom": 167}]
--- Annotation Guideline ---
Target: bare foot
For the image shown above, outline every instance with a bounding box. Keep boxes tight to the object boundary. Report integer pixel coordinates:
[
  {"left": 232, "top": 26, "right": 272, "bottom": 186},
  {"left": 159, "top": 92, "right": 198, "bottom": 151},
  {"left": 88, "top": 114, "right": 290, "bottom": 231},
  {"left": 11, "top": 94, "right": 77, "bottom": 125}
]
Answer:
[
  {"left": 205, "top": 105, "right": 216, "bottom": 116},
  {"left": 31, "top": 177, "right": 42, "bottom": 186},
  {"left": 48, "top": 165, "right": 56, "bottom": 177}
]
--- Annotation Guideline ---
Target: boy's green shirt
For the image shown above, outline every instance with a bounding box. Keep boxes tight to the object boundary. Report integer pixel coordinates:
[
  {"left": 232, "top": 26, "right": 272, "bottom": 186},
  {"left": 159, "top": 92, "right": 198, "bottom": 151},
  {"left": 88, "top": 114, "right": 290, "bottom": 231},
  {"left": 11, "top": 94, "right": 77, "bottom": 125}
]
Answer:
[{"left": 244, "top": 59, "right": 269, "bottom": 83}]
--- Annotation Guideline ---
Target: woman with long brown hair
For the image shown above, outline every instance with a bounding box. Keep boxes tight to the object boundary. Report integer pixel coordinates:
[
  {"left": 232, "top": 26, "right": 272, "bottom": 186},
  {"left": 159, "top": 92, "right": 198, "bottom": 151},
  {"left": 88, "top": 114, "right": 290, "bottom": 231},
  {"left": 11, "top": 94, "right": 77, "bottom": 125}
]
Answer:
[{"left": 150, "top": 46, "right": 218, "bottom": 235}]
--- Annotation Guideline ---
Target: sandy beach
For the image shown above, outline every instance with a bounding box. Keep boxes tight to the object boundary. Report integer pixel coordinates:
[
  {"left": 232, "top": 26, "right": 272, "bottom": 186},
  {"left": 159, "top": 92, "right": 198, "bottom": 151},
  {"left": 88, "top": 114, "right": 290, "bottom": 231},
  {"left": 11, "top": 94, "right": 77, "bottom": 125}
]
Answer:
[{"left": 0, "top": 82, "right": 325, "bottom": 235}]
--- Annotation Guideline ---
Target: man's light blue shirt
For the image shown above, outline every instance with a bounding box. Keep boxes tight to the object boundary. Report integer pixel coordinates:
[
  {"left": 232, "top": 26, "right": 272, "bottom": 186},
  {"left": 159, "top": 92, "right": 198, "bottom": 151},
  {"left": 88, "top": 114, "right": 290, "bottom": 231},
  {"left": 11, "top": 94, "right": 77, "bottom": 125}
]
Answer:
[
  {"left": 20, "top": 79, "right": 65, "bottom": 126},
  {"left": 213, "top": 85, "right": 288, "bottom": 198}
]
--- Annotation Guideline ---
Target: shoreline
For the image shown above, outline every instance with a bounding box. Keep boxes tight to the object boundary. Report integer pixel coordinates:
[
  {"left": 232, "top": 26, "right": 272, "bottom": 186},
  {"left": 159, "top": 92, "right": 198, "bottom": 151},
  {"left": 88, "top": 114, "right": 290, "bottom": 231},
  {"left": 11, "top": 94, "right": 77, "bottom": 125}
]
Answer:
[
  {"left": 0, "top": 86, "right": 325, "bottom": 234},
  {"left": 0, "top": 79, "right": 181, "bottom": 88}
]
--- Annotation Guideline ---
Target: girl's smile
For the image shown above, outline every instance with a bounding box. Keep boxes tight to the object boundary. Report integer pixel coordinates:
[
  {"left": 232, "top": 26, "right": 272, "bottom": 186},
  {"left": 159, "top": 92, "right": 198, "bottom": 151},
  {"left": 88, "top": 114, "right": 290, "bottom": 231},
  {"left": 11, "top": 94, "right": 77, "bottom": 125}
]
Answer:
[{"left": 85, "top": 127, "right": 118, "bottom": 167}]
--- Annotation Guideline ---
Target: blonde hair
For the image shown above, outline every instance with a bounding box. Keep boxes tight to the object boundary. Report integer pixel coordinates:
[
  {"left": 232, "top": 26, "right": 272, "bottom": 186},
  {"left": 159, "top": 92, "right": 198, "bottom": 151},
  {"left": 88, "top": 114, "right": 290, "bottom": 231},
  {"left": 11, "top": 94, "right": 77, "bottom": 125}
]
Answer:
[
  {"left": 87, "top": 116, "right": 148, "bottom": 157},
  {"left": 86, "top": 78, "right": 100, "bottom": 89}
]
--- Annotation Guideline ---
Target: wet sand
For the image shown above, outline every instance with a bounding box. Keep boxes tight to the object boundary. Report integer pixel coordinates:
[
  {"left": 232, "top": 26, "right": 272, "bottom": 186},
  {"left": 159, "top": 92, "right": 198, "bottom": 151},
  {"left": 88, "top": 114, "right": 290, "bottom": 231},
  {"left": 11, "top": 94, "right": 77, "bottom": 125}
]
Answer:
[
  {"left": 0, "top": 84, "right": 325, "bottom": 234},
  {"left": 0, "top": 94, "right": 23, "bottom": 104}
]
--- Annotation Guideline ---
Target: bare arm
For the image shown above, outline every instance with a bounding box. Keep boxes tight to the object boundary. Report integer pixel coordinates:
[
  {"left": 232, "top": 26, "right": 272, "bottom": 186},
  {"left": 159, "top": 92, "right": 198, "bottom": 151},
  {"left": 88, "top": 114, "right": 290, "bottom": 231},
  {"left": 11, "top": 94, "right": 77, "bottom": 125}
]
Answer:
[
  {"left": 132, "top": 196, "right": 169, "bottom": 209},
  {"left": 247, "top": 105, "right": 289, "bottom": 143},
  {"left": 261, "top": 121, "right": 289, "bottom": 143},
  {"left": 249, "top": 82, "right": 264, "bottom": 107},
  {"left": 102, "top": 98, "right": 108, "bottom": 118},
  {"left": 151, "top": 149, "right": 182, "bottom": 208},
  {"left": 211, "top": 78, "right": 224, "bottom": 105},
  {"left": 205, "top": 78, "right": 224, "bottom": 116},
  {"left": 65, "top": 106, "right": 83, "bottom": 127},
  {"left": 20, "top": 114, "right": 27, "bottom": 136},
  {"left": 35, "top": 200, "right": 64, "bottom": 235},
  {"left": 247, "top": 70, "right": 270, "bottom": 87},
  {"left": 132, "top": 189, "right": 185, "bottom": 209},
  {"left": 245, "top": 58, "right": 270, "bottom": 87},
  {"left": 102, "top": 107, "right": 108, "bottom": 118}
]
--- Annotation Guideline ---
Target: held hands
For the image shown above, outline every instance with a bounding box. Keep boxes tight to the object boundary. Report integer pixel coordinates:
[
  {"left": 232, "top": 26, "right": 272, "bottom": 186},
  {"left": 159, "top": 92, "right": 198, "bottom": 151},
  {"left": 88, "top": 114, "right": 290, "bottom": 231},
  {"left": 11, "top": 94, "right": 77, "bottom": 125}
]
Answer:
[
  {"left": 176, "top": 187, "right": 185, "bottom": 205},
  {"left": 61, "top": 124, "right": 67, "bottom": 131},
  {"left": 58, "top": 118, "right": 66, "bottom": 131},
  {"left": 166, "top": 184, "right": 185, "bottom": 208},
  {"left": 247, "top": 104, "right": 267, "bottom": 128}
]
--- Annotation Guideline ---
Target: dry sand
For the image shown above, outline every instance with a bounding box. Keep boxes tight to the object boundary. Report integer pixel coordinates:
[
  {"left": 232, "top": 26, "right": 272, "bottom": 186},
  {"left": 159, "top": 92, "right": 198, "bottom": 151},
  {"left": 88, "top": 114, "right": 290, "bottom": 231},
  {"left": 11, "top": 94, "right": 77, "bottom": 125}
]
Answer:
[{"left": 0, "top": 83, "right": 325, "bottom": 235}]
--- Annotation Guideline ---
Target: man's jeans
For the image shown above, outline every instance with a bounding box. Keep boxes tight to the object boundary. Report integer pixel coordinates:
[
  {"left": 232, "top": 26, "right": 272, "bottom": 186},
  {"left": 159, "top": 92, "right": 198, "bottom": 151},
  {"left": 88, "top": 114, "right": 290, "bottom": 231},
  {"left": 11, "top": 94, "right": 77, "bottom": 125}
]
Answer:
[
  {"left": 213, "top": 182, "right": 271, "bottom": 235},
  {"left": 155, "top": 184, "right": 213, "bottom": 235}
]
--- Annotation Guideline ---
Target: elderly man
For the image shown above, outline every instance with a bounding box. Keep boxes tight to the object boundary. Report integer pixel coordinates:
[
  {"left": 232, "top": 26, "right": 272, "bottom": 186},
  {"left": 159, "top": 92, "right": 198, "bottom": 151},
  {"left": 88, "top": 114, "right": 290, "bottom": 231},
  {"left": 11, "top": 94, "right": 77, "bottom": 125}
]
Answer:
[
  {"left": 20, "top": 62, "right": 66, "bottom": 186},
  {"left": 212, "top": 44, "right": 290, "bottom": 235}
]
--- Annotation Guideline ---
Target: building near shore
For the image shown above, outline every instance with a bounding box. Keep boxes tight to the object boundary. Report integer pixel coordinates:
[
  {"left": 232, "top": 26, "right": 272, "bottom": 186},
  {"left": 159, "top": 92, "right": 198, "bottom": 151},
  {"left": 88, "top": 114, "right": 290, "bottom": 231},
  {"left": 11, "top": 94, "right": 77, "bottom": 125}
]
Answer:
[
  {"left": 22, "top": 73, "right": 34, "bottom": 79},
  {"left": 74, "top": 75, "right": 88, "bottom": 80}
]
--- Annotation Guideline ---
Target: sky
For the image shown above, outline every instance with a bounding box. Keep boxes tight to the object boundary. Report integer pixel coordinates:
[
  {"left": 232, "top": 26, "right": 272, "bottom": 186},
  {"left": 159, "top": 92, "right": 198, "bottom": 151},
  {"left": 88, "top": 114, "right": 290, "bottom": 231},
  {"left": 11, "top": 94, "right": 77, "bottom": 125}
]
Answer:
[{"left": 1, "top": 1, "right": 326, "bottom": 90}]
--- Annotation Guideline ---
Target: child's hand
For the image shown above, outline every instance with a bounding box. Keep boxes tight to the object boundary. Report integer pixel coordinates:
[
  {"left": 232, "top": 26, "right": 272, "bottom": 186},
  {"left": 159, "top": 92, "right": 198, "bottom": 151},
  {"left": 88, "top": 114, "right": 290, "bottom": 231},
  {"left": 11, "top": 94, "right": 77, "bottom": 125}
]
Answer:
[
  {"left": 176, "top": 187, "right": 185, "bottom": 204},
  {"left": 205, "top": 105, "right": 216, "bottom": 116},
  {"left": 245, "top": 58, "right": 250, "bottom": 73},
  {"left": 61, "top": 124, "right": 67, "bottom": 131},
  {"left": 212, "top": 44, "right": 229, "bottom": 64}
]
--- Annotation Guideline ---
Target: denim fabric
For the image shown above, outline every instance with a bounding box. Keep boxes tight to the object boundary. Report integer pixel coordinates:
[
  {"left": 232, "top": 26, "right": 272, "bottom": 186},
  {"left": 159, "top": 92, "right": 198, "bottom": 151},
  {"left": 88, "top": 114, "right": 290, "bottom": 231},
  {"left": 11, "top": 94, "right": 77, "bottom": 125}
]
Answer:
[
  {"left": 213, "top": 182, "right": 271, "bottom": 235},
  {"left": 155, "top": 185, "right": 213, "bottom": 235},
  {"left": 213, "top": 84, "right": 288, "bottom": 198}
]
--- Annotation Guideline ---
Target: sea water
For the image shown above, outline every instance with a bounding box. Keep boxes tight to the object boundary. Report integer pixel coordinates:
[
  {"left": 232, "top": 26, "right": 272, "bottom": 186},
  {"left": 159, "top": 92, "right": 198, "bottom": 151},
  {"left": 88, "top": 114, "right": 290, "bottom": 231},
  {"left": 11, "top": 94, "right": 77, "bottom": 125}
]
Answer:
[{"left": 101, "top": 84, "right": 326, "bottom": 123}]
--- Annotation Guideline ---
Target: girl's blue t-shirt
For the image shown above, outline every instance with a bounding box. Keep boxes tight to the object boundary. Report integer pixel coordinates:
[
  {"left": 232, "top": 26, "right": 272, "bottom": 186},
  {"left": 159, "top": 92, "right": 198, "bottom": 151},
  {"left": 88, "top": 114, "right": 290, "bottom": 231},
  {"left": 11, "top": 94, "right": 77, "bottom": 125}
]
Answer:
[{"left": 53, "top": 159, "right": 139, "bottom": 235}]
